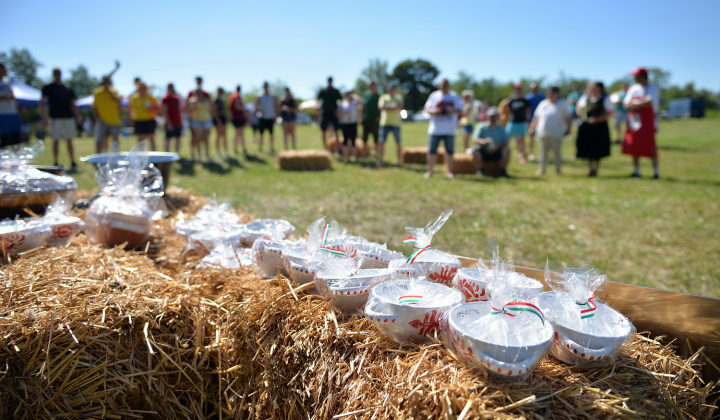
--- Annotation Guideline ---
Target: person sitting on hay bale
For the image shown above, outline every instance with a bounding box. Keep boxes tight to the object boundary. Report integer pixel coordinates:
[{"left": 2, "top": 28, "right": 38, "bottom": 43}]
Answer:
[{"left": 471, "top": 106, "right": 510, "bottom": 177}]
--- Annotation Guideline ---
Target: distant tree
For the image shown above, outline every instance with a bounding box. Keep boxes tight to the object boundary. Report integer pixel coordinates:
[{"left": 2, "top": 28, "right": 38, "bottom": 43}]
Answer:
[
  {"left": 646, "top": 67, "right": 671, "bottom": 90},
  {"left": 355, "top": 58, "right": 390, "bottom": 93},
  {"left": 66, "top": 65, "right": 99, "bottom": 98},
  {"left": 451, "top": 71, "right": 476, "bottom": 94},
  {"left": 390, "top": 58, "right": 440, "bottom": 112},
  {"left": 0, "top": 48, "right": 43, "bottom": 88}
]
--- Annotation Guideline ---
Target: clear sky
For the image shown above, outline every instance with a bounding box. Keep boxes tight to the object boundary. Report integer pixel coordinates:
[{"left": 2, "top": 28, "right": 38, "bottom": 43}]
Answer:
[{"left": 2, "top": 0, "right": 718, "bottom": 98}]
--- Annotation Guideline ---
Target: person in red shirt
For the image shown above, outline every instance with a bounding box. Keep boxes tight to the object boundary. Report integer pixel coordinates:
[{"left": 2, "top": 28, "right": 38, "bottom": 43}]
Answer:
[
  {"left": 228, "top": 85, "right": 248, "bottom": 156},
  {"left": 162, "top": 83, "right": 183, "bottom": 153}
]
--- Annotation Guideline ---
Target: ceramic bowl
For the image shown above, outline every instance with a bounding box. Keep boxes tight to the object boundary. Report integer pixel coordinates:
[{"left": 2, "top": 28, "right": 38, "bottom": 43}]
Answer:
[
  {"left": 241, "top": 219, "right": 295, "bottom": 246},
  {"left": 0, "top": 219, "right": 52, "bottom": 254},
  {"left": 454, "top": 268, "right": 490, "bottom": 302},
  {"left": 412, "top": 260, "right": 463, "bottom": 287},
  {"left": 539, "top": 292, "right": 634, "bottom": 365},
  {"left": 506, "top": 272, "right": 545, "bottom": 299},
  {"left": 252, "top": 239, "right": 288, "bottom": 278},
  {"left": 283, "top": 253, "right": 322, "bottom": 285},
  {"left": 364, "top": 280, "right": 463, "bottom": 343},
  {"left": 45, "top": 216, "right": 84, "bottom": 246},
  {"left": 316, "top": 268, "right": 392, "bottom": 315},
  {"left": 448, "top": 302, "right": 553, "bottom": 381},
  {"left": 347, "top": 243, "right": 405, "bottom": 269}
]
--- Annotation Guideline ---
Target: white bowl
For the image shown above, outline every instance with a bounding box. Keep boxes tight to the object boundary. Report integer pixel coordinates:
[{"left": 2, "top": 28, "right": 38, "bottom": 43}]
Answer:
[
  {"left": 448, "top": 302, "right": 553, "bottom": 381},
  {"left": 412, "top": 260, "right": 463, "bottom": 286},
  {"left": 44, "top": 216, "right": 84, "bottom": 246},
  {"left": 348, "top": 243, "right": 405, "bottom": 269},
  {"left": 455, "top": 268, "right": 490, "bottom": 302},
  {"left": 365, "top": 280, "right": 463, "bottom": 343},
  {"left": 506, "top": 272, "right": 545, "bottom": 299},
  {"left": 0, "top": 219, "right": 52, "bottom": 254},
  {"left": 284, "top": 255, "right": 322, "bottom": 285},
  {"left": 539, "top": 292, "right": 634, "bottom": 365},
  {"left": 252, "top": 239, "right": 288, "bottom": 278},
  {"left": 241, "top": 219, "right": 295, "bottom": 246},
  {"left": 189, "top": 226, "right": 244, "bottom": 256},
  {"left": 317, "top": 269, "right": 392, "bottom": 315}
]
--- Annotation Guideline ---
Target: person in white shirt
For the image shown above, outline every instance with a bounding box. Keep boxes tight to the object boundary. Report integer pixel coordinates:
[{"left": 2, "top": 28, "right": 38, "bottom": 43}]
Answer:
[
  {"left": 338, "top": 91, "right": 360, "bottom": 162},
  {"left": 621, "top": 67, "right": 660, "bottom": 178},
  {"left": 529, "top": 86, "right": 571, "bottom": 175},
  {"left": 423, "top": 79, "right": 464, "bottom": 179},
  {"left": 255, "top": 81, "right": 279, "bottom": 154}
]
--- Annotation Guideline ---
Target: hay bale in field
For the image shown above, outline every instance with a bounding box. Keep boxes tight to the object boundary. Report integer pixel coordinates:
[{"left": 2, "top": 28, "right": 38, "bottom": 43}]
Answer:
[
  {"left": 324, "top": 137, "right": 370, "bottom": 157},
  {"left": 276, "top": 150, "right": 333, "bottom": 171},
  {"left": 451, "top": 153, "right": 478, "bottom": 174},
  {"left": 401, "top": 146, "right": 445, "bottom": 165},
  {"left": 0, "top": 188, "right": 717, "bottom": 419}
]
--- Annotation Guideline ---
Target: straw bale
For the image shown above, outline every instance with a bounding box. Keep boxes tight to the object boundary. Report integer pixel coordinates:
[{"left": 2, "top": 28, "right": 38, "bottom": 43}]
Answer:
[
  {"left": 401, "top": 147, "right": 445, "bottom": 165},
  {"left": 451, "top": 153, "right": 479, "bottom": 174},
  {"left": 325, "top": 138, "right": 371, "bottom": 157},
  {"left": 277, "top": 150, "right": 333, "bottom": 171},
  {"left": 1, "top": 188, "right": 717, "bottom": 419}
]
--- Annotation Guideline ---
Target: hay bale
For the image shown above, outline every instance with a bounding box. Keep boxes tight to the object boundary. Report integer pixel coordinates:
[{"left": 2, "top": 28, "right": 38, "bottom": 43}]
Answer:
[
  {"left": 276, "top": 150, "right": 332, "bottom": 171},
  {"left": 0, "top": 188, "right": 717, "bottom": 419},
  {"left": 324, "top": 137, "right": 370, "bottom": 157},
  {"left": 451, "top": 153, "right": 478, "bottom": 174},
  {"left": 401, "top": 146, "right": 445, "bottom": 165}
]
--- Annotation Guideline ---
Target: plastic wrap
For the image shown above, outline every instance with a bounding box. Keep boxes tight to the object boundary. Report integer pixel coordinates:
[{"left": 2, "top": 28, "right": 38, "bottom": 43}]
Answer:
[
  {"left": 365, "top": 279, "right": 463, "bottom": 343},
  {"left": 444, "top": 280, "right": 553, "bottom": 381},
  {"left": 456, "top": 251, "right": 543, "bottom": 302},
  {"left": 84, "top": 142, "right": 163, "bottom": 249},
  {"left": 0, "top": 218, "right": 52, "bottom": 255},
  {"left": 175, "top": 200, "right": 240, "bottom": 238},
  {"left": 240, "top": 218, "right": 296, "bottom": 246},
  {"left": 0, "top": 142, "right": 77, "bottom": 218},
  {"left": 198, "top": 243, "right": 254, "bottom": 269},
  {"left": 251, "top": 237, "right": 291, "bottom": 278},
  {"left": 41, "top": 195, "right": 84, "bottom": 246},
  {"left": 315, "top": 255, "right": 392, "bottom": 315},
  {"left": 402, "top": 210, "right": 462, "bottom": 286},
  {"left": 539, "top": 263, "right": 636, "bottom": 366},
  {"left": 187, "top": 224, "right": 245, "bottom": 256}
]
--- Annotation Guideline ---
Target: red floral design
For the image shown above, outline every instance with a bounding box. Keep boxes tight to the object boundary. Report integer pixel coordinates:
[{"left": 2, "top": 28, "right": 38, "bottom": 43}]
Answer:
[
  {"left": 428, "top": 266, "right": 457, "bottom": 286},
  {"left": 0, "top": 233, "right": 26, "bottom": 251},
  {"left": 459, "top": 278, "right": 487, "bottom": 302},
  {"left": 53, "top": 224, "right": 73, "bottom": 239},
  {"left": 408, "top": 309, "right": 441, "bottom": 336}
]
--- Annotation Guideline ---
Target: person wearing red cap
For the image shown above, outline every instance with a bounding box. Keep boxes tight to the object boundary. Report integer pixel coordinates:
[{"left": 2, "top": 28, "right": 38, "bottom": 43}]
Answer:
[
  {"left": 504, "top": 83, "right": 531, "bottom": 164},
  {"left": 622, "top": 67, "right": 660, "bottom": 178}
]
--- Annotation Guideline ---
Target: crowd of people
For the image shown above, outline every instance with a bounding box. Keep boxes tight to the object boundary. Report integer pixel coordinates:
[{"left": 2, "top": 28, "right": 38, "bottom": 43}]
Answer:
[{"left": 0, "top": 61, "right": 660, "bottom": 179}]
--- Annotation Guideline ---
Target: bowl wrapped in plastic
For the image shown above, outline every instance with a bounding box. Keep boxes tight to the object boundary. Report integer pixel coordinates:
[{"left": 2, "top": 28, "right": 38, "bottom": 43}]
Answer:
[
  {"left": 315, "top": 255, "right": 392, "bottom": 315},
  {"left": 0, "top": 218, "right": 52, "bottom": 254},
  {"left": 41, "top": 195, "right": 84, "bottom": 246},
  {"left": 240, "top": 218, "right": 296, "bottom": 246},
  {"left": 402, "top": 210, "right": 461, "bottom": 286}
]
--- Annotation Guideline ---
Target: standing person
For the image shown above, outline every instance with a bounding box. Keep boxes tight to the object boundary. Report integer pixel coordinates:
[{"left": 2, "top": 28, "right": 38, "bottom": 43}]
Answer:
[
  {"left": 128, "top": 82, "right": 158, "bottom": 150},
  {"left": 423, "top": 78, "right": 463, "bottom": 179},
  {"left": 525, "top": 82, "right": 546, "bottom": 160},
  {"left": 378, "top": 83, "right": 404, "bottom": 166},
  {"left": 471, "top": 107, "right": 510, "bottom": 177},
  {"left": 255, "top": 81, "right": 278, "bottom": 154},
  {"left": 161, "top": 83, "right": 183, "bottom": 154},
  {"left": 504, "top": 83, "right": 531, "bottom": 164},
  {"left": 528, "top": 86, "right": 571, "bottom": 175},
  {"left": 459, "top": 90, "right": 476, "bottom": 150},
  {"left": 361, "top": 80, "right": 380, "bottom": 159},
  {"left": 186, "top": 76, "right": 213, "bottom": 162},
  {"left": 622, "top": 67, "right": 660, "bottom": 178},
  {"left": 0, "top": 63, "right": 22, "bottom": 148},
  {"left": 566, "top": 83, "right": 582, "bottom": 124},
  {"left": 611, "top": 82, "right": 629, "bottom": 143},
  {"left": 248, "top": 103, "right": 260, "bottom": 146},
  {"left": 317, "top": 76, "right": 342, "bottom": 152},
  {"left": 228, "top": 85, "right": 248, "bottom": 155},
  {"left": 338, "top": 91, "right": 359, "bottom": 162},
  {"left": 576, "top": 82, "right": 613, "bottom": 177},
  {"left": 40, "top": 67, "right": 79, "bottom": 169},
  {"left": 213, "top": 87, "right": 229, "bottom": 158},
  {"left": 92, "top": 76, "right": 122, "bottom": 153},
  {"left": 279, "top": 87, "right": 298, "bottom": 150}
]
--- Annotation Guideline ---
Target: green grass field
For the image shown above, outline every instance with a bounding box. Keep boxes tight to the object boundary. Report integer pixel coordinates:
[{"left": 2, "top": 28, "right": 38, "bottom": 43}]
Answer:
[{"left": 32, "top": 117, "right": 720, "bottom": 298}]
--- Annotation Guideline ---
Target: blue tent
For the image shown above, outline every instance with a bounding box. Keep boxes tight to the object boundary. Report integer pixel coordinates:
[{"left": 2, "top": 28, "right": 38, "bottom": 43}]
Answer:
[
  {"left": 9, "top": 78, "right": 42, "bottom": 107},
  {"left": 75, "top": 94, "right": 130, "bottom": 110}
]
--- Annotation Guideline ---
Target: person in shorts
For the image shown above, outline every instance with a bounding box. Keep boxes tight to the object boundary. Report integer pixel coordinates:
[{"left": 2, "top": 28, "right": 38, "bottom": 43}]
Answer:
[
  {"left": 92, "top": 76, "right": 123, "bottom": 153},
  {"left": 162, "top": 83, "right": 183, "bottom": 153},
  {"left": 472, "top": 106, "right": 510, "bottom": 177},
  {"left": 187, "top": 76, "right": 213, "bottom": 162},
  {"left": 0, "top": 63, "right": 22, "bottom": 148},
  {"left": 338, "top": 91, "right": 359, "bottom": 162},
  {"left": 525, "top": 82, "right": 546, "bottom": 160},
  {"left": 129, "top": 82, "right": 158, "bottom": 150},
  {"left": 213, "top": 87, "right": 229, "bottom": 158},
  {"left": 255, "top": 82, "right": 278, "bottom": 153},
  {"left": 423, "top": 78, "right": 463, "bottom": 179},
  {"left": 612, "top": 82, "right": 629, "bottom": 143},
  {"left": 459, "top": 90, "right": 476, "bottom": 150},
  {"left": 280, "top": 87, "right": 298, "bottom": 150},
  {"left": 378, "top": 83, "right": 404, "bottom": 166},
  {"left": 317, "top": 76, "right": 342, "bottom": 151},
  {"left": 504, "top": 83, "right": 531, "bottom": 164},
  {"left": 361, "top": 80, "right": 380, "bottom": 159},
  {"left": 228, "top": 85, "right": 248, "bottom": 155},
  {"left": 40, "top": 67, "right": 78, "bottom": 169}
]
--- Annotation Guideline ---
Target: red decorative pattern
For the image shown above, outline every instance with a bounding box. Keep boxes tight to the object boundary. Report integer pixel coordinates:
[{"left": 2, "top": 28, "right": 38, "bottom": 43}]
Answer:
[
  {"left": 0, "top": 233, "right": 26, "bottom": 251},
  {"left": 428, "top": 266, "right": 458, "bottom": 286},
  {"left": 459, "top": 278, "right": 487, "bottom": 302},
  {"left": 408, "top": 309, "right": 441, "bottom": 336},
  {"left": 52, "top": 224, "right": 74, "bottom": 239}
]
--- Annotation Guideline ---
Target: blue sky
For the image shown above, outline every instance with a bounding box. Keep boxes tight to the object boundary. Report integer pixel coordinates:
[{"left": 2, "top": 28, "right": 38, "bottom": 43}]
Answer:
[{"left": 2, "top": 0, "right": 718, "bottom": 98}]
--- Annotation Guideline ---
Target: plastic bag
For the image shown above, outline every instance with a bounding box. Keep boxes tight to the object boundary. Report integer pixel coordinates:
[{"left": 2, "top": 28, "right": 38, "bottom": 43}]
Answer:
[
  {"left": 365, "top": 279, "right": 463, "bottom": 343},
  {"left": 402, "top": 210, "right": 461, "bottom": 286},
  {"left": 315, "top": 256, "right": 391, "bottom": 315},
  {"left": 175, "top": 200, "right": 240, "bottom": 238},
  {"left": 444, "top": 279, "right": 553, "bottom": 381},
  {"left": 41, "top": 195, "right": 84, "bottom": 246},
  {"left": 188, "top": 224, "right": 245, "bottom": 256},
  {"left": 1, "top": 142, "right": 76, "bottom": 217},
  {"left": 539, "top": 262, "right": 635, "bottom": 366},
  {"left": 0, "top": 218, "right": 52, "bottom": 255},
  {"left": 241, "top": 218, "right": 296, "bottom": 246},
  {"left": 84, "top": 142, "right": 161, "bottom": 249},
  {"left": 251, "top": 237, "right": 292, "bottom": 278},
  {"left": 198, "top": 243, "right": 253, "bottom": 269},
  {"left": 456, "top": 249, "right": 543, "bottom": 302}
]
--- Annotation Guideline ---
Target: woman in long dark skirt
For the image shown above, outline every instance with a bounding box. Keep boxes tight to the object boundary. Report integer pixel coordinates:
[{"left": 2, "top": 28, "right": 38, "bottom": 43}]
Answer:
[{"left": 575, "top": 82, "right": 614, "bottom": 177}]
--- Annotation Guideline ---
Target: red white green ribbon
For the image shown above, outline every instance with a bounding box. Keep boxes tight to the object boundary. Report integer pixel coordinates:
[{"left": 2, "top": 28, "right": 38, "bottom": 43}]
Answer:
[
  {"left": 491, "top": 302, "right": 545, "bottom": 325},
  {"left": 575, "top": 294, "right": 597, "bottom": 319},
  {"left": 322, "top": 223, "right": 331, "bottom": 245},
  {"left": 350, "top": 258, "right": 363, "bottom": 276},
  {"left": 319, "top": 246, "right": 346, "bottom": 256},
  {"left": 399, "top": 295, "right": 422, "bottom": 305},
  {"left": 404, "top": 238, "right": 431, "bottom": 264}
]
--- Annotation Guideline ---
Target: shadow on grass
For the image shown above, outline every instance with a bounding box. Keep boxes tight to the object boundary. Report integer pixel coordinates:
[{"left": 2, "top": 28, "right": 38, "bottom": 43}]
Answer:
[
  {"left": 202, "top": 160, "right": 231, "bottom": 174},
  {"left": 226, "top": 157, "right": 245, "bottom": 168},
  {"left": 175, "top": 158, "right": 195, "bottom": 176},
  {"left": 658, "top": 145, "right": 694, "bottom": 152},
  {"left": 244, "top": 154, "right": 268, "bottom": 164},
  {"left": 601, "top": 174, "right": 720, "bottom": 186}
]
